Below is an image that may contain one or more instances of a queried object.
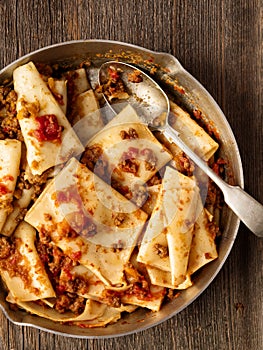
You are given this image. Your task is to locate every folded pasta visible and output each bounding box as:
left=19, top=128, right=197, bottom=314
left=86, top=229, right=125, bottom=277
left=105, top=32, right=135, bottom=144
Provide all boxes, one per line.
left=138, top=166, right=200, bottom=287
left=0, top=221, right=56, bottom=301
left=169, top=101, right=219, bottom=161
left=82, top=104, right=173, bottom=205
left=25, top=157, right=148, bottom=286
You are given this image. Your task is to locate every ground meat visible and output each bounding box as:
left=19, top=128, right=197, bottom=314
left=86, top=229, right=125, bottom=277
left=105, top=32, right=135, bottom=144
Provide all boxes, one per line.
left=36, top=230, right=89, bottom=308
left=44, top=213, right=52, bottom=221
left=25, top=167, right=51, bottom=186
left=63, top=228, right=79, bottom=239
left=205, top=221, right=219, bottom=240
left=0, top=87, right=23, bottom=140
left=124, top=263, right=152, bottom=300
left=111, top=239, right=125, bottom=252
left=16, top=171, right=32, bottom=191
left=110, top=179, right=132, bottom=198
left=131, top=183, right=148, bottom=207
left=205, top=179, right=222, bottom=211
left=31, top=184, right=44, bottom=201
left=55, top=294, right=71, bottom=313
left=19, top=169, right=52, bottom=201
left=0, top=236, right=13, bottom=259
left=61, top=276, right=89, bottom=295
left=0, top=128, right=5, bottom=140
left=154, top=243, right=168, bottom=258
left=54, top=294, right=85, bottom=315
left=113, top=212, right=126, bottom=226
left=0, top=237, right=34, bottom=291
left=35, top=63, right=53, bottom=77
left=102, top=67, right=129, bottom=101
left=118, top=158, right=139, bottom=174
left=179, top=153, right=195, bottom=176
left=118, top=147, right=140, bottom=175
left=126, top=279, right=152, bottom=300
left=0, top=86, right=11, bottom=109
left=141, top=148, right=158, bottom=171
left=147, top=172, right=162, bottom=186
left=128, top=70, right=143, bottom=83
left=193, top=109, right=220, bottom=141
left=80, top=222, right=97, bottom=239
left=69, top=295, right=86, bottom=314
left=101, top=289, right=122, bottom=308
left=37, top=227, right=52, bottom=244
left=93, top=158, right=109, bottom=181
left=81, top=144, right=103, bottom=171
left=120, top=128, right=138, bottom=140
left=211, top=157, right=227, bottom=177
left=21, top=168, right=52, bottom=202
left=166, top=289, right=181, bottom=300
left=36, top=240, right=64, bottom=283
left=1, top=115, right=23, bottom=141
left=0, top=87, right=17, bottom=114
left=15, top=208, right=27, bottom=224
left=64, top=72, right=77, bottom=122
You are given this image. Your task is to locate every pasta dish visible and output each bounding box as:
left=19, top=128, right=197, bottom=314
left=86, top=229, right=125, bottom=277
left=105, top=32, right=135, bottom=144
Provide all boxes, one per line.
left=0, top=60, right=225, bottom=328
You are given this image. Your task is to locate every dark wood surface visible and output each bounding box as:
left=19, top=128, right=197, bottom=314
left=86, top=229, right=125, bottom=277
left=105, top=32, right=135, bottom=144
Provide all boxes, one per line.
left=0, top=1, right=262, bottom=349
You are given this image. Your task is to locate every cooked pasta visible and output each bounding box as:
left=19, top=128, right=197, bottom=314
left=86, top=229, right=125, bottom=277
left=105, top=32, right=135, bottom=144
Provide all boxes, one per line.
left=0, top=60, right=223, bottom=328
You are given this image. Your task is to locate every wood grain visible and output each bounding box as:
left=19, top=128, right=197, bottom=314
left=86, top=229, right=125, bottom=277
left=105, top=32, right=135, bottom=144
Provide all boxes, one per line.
left=0, top=0, right=262, bottom=349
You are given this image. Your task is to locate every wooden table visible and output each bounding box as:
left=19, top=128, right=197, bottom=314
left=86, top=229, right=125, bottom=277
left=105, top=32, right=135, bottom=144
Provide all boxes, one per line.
left=0, top=1, right=262, bottom=349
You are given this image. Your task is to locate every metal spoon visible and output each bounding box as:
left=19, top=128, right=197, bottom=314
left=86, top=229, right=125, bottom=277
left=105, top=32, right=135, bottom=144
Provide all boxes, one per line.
left=99, top=61, right=263, bottom=237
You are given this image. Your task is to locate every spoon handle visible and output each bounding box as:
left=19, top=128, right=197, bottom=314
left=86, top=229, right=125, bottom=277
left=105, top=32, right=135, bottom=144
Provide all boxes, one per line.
left=163, top=124, right=263, bottom=237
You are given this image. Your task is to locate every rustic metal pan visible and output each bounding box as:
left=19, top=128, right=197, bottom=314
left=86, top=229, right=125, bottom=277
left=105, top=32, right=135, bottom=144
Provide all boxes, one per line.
left=0, top=40, right=243, bottom=338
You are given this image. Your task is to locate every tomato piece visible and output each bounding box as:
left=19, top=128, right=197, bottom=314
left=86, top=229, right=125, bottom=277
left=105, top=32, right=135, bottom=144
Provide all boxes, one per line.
left=108, top=67, right=120, bottom=81
left=34, top=114, right=62, bottom=142
left=0, top=183, right=10, bottom=195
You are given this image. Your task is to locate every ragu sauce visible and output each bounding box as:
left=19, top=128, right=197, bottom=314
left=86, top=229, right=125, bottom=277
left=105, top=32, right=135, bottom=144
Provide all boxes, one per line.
left=0, top=183, right=11, bottom=195
left=34, top=114, right=63, bottom=143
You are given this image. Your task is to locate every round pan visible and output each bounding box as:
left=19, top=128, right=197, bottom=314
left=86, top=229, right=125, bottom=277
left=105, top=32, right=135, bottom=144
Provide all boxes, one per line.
left=0, top=40, right=243, bottom=338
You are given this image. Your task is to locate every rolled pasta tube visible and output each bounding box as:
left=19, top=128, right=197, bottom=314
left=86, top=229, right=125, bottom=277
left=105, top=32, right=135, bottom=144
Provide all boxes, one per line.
left=14, top=61, right=84, bottom=176
left=72, top=89, right=104, bottom=144
left=47, top=77, right=67, bottom=114
left=187, top=208, right=218, bottom=275
left=169, top=101, right=219, bottom=161
left=0, top=139, right=21, bottom=232
left=65, top=68, right=91, bottom=96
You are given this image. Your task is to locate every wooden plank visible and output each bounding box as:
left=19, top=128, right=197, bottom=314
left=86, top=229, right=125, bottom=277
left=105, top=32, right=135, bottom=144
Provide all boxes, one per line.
left=23, top=326, right=40, bottom=350
left=0, top=0, right=262, bottom=349
left=8, top=322, right=23, bottom=350
left=0, top=311, right=9, bottom=350
left=0, top=0, right=19, bottom=68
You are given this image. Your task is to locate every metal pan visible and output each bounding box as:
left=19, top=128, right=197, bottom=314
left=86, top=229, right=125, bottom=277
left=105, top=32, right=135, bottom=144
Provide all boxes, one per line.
left=0, top=40, right=243, bottom=338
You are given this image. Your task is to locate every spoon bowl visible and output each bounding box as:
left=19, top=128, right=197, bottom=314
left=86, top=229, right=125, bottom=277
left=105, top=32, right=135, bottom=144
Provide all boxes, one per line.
left=99, top=61, right=169, bottom=127
left=99, top=61, right=263, bottom=237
